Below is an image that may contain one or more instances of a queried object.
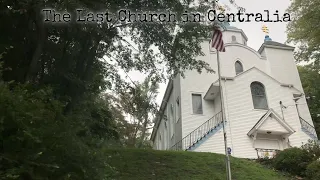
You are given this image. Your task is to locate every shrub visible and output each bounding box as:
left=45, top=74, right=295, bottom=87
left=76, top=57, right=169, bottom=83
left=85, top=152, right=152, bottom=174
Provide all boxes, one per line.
left=256, top=157, right=274, bottom=168
left=302, top=140, right=320, bottom=161
left=306, top=160, right=320, bottom=180
left=273, top=147, right=313, bottom=176
left=0, top=83, right=117, bottom=179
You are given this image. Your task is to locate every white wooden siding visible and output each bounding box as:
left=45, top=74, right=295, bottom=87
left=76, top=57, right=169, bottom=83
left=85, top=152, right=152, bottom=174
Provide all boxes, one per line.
left=259, top=116, right=289, bottom=133
left=221, top=68, right=311, bottom=158
left=194, top=128, right=225, bottom=154
left=152, top=28, right=316, bottom=159
left=265, top=48, right=314, bottom=126
left=153, top=75, right=182, bottom=150
left=185, top=47, right=316, bottom=158
left=255, top=139, right=280, bottom=149
left=180, top=41, right=218, bottom=138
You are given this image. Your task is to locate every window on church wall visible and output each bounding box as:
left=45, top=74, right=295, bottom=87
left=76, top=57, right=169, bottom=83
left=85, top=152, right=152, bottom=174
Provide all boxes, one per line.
left=235, top=61, right=243, bottom=75
left=231, top=35, right=237, bottom=43
left=176, top=97, right=180, bottom=122
left=192, top=94, right=203, bottom=114
left=169, top=104, right=174, bottom=137
left=170, top=104, right=174, bottom=120
left=250, top=82, right=268, bottom=110
left=163, top=114, right=167, bottom=121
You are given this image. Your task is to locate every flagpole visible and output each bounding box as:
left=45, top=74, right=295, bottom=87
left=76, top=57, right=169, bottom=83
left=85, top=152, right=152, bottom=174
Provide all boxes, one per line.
left=216, top=50, right=232, bottom=180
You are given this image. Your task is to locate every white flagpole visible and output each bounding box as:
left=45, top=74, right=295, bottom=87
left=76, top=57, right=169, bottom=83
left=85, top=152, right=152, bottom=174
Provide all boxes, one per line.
left=216, top=50, right=232, bottom=180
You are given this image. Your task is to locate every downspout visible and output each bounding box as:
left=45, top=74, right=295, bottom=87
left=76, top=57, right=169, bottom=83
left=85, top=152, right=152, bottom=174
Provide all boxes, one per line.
left=293, top=94, right=303, bottom=118
left=295, top=101, right=300, bottom=118
left=280, top=101, right=290, bottom=148
left=279, top=101, right=286, bottom=120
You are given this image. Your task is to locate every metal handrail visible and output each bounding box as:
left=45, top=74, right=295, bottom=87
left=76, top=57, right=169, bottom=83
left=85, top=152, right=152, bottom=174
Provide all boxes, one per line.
left=255, top=148, right=279, bottom=151
left=300, top=117, right=318, bottom=138
left=169, top=111, right=223, bottom=151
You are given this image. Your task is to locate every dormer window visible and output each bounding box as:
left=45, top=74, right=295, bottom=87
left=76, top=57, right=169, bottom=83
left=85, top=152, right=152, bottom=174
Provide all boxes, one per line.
left=232, top=35, right=237, bottom=43
left=235, top=61, right=243, bottom=75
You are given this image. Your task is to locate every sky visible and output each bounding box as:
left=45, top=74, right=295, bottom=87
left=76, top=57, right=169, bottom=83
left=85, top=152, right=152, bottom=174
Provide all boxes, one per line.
left=230, top=0, right=292, bottom=49
left=122, top=0, right=293, bottom=106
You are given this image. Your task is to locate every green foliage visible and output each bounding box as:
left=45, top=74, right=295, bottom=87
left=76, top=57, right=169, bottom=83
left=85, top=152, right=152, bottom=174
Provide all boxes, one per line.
left=260, top=141, right=320, bottom=178
left=256, top=157, right=274, bottom=169
left=104, top=148, right=290, bottom=180
left=0, top=0, right=246, bottom=178
left=298, top=65, right=320, bottom=136
left=306, top=160, right=320, bottom=180
left=287, top=0, right=320, bottom=63
left=0, top=62, right=3, bottom=81
left=0, top=83, right=117, bottom=179
left=115, top=76, right=159, bottom=148
left=302, top=140, right=320, bottom=161
left=0, top=0, right=221, bottom=94
left=273, top=147, right=313, bottom=176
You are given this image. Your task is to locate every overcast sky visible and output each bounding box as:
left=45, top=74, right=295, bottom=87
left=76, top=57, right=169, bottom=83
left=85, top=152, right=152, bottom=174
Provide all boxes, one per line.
left=123, top=0, right=293, bottom=106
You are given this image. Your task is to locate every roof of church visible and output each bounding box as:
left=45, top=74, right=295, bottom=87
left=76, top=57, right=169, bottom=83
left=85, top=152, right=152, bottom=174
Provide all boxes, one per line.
left=263, top=41, right=294, bottom=48
left=231, top=67, right=303, bottom=94
left=247, top=108, right=295, bottom=136
left=226, top=25, right=239, bottom=30
left=221, top=23, right=293, bottom=51
left=150, top=79, right=173, bottom=141
left=258, top=40, right=295, bottom=53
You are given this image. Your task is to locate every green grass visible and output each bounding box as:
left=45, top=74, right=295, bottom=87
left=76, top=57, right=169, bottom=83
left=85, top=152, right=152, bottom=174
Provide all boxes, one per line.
left=105, top=148, right=292, bottom=180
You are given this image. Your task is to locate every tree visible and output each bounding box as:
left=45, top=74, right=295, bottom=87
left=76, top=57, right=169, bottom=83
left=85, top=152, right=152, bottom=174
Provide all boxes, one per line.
left=287, top=0, right=320, bottom=136
left=287, top=0, right=320, bottom=64
left=0, top=83, right=118, bottom=179
left=298, top=65, right=320, bottom=135
left=0, top=0, right=245, bottom=178
left=0, top=0, right=243, bottom=113
left=115, top=76, right=159, bottom=148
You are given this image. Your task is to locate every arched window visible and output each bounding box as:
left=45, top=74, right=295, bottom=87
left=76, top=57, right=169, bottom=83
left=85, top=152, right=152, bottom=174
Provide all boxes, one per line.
left=250, top=82, right=268, bottom=109
left=235, top=61, right=243, bottom=75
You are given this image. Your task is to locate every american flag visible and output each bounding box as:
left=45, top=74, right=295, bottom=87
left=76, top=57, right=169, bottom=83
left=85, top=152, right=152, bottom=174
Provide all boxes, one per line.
left=211, top=29, right=225, bottom=52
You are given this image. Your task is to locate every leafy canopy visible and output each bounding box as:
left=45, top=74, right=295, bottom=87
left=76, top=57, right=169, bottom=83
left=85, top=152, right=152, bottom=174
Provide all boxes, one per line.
left=0, top=0, right=244, bottom=179
left=298, top=65, right=320, bottom=135
left=287, top=0, right=320, bottom=64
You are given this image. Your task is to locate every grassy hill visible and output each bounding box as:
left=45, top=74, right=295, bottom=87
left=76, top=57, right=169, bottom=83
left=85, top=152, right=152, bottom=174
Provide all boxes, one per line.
left=105, top=149, right=292, bottom=180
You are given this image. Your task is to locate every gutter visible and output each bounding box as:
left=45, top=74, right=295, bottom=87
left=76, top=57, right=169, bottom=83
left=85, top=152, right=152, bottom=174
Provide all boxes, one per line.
left=258, top=44, right=295, bottom=54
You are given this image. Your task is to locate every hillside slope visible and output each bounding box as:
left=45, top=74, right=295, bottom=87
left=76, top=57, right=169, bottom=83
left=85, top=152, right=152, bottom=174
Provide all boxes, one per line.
left=105, top=149, right=291, bottom=180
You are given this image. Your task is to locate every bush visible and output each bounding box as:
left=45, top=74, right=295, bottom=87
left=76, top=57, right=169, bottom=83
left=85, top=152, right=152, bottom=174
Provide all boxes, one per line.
left=302, top=140, right=320, bottom=161
left=273, top=147, right=313, bottom=176
left=306, top=160, right=320, bottom=180
left=256, top=157, right=274, bottom=168
left=0, top=83, right=117, bottom=179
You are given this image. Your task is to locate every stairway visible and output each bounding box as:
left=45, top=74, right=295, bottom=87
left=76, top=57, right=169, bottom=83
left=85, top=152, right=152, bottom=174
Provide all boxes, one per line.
left=169, top=111, right=223, bottom=151
left=300, top=117, right=318, bottom=140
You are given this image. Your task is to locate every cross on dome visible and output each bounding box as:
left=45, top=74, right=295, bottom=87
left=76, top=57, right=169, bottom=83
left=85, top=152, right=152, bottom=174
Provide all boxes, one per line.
left=262, top=25, right=272, bottom=41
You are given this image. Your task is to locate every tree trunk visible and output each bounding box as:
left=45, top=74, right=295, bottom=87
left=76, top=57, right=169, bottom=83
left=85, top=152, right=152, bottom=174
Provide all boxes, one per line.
left=63, top=36, right=100, bottom=114
left=25, top=6, right=46, bottom=82
left=138, top=114, right=149, bottom=148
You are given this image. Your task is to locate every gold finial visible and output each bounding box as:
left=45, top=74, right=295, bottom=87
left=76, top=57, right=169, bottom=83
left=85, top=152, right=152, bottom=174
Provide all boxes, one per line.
left=262, top=25, right=269, bottom=34
left=218, top=5, right=226, bottom=13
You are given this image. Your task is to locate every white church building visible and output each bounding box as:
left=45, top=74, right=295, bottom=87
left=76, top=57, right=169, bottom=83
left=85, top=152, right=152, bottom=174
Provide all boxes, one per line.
left=150, top=24, right=318, bottom=159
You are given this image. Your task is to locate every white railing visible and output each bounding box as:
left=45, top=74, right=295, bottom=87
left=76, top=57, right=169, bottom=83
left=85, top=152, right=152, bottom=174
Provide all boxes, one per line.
left=255, top=148, right=279, bottom=159
left=169, top=111, right=223, bottom=151
left=300, top=117, right=318, bottom=139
